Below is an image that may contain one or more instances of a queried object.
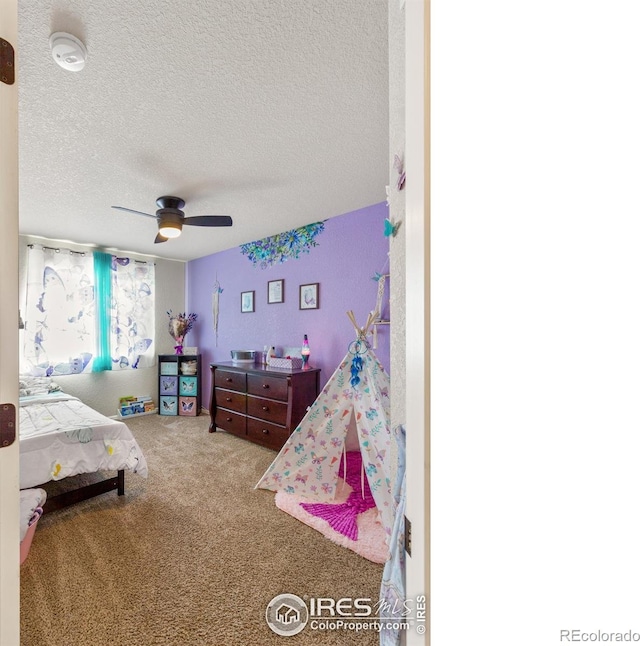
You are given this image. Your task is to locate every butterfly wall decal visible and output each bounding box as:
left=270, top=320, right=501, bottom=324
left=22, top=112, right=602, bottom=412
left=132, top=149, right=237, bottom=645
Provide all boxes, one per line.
left=393, top=153, right=406, bottom=190
left=384, top=218, right=401, bottom=238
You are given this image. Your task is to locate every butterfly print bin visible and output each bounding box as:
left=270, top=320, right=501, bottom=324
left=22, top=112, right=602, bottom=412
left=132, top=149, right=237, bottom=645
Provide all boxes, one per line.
left=179, top=397, right=197, bottom=417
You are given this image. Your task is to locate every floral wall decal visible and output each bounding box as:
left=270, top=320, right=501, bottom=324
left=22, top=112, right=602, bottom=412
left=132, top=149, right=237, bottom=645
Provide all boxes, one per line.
left=240, top=221, right=326, bottom=268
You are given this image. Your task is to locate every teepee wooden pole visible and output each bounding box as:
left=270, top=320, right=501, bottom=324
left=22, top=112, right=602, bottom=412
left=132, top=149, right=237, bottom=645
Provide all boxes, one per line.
left=346, top=309, right=379, bottom=342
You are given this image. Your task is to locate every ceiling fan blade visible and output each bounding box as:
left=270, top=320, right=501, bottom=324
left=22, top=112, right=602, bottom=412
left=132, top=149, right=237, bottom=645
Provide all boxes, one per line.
left=154, top=233, right=168, bottom=244
left=112, top=205, right=157, bottom=219
left=183, top=215, right=233, bottom=227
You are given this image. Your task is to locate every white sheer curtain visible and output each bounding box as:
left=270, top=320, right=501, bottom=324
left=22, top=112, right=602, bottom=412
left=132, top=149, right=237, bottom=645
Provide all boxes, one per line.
left=23, top=245, right=95, bottom=375
left=110, top=257, right=155, bottom=370
left=22, top=246, right=156, bottom=375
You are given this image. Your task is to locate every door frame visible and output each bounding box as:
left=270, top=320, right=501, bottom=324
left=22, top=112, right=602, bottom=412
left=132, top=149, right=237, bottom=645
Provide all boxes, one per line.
left=0, top=0, right=22, bottom=642
left=405, top=1, right=429, bottom=645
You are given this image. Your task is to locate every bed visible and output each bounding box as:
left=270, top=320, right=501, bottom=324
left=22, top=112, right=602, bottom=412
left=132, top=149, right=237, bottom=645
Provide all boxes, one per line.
left=19, top=377, right=148, bottom=511
left=20, top=488, right=46, bottom=564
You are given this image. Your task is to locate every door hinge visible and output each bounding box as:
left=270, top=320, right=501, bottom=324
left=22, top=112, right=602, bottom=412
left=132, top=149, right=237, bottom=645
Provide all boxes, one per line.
left=0, top=38, right=15, bottom=85
left=0, top=403, right=16, bottom=448
left=405, top=515, right=412, bottom=556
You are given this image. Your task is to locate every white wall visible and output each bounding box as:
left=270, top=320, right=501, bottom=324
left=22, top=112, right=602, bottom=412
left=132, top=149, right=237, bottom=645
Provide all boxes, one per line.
left=18, top=235, right=185, bottom=416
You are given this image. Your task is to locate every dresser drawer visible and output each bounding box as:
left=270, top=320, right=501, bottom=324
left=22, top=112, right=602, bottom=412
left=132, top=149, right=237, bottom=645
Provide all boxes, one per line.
left=247, top=374, right=288, bottom=401
left=247, top=417, right=290, bottom=451
left=215, top=370, right=247, bottom=393
left=216, top=389, right=246, bottom=413
left=247, top=395, right=288, bottom=426
left=215, top=409, right=247, bottom=437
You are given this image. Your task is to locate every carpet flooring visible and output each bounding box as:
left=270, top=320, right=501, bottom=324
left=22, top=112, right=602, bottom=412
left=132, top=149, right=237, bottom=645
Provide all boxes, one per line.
left=20, top=414, right=384, bottom=645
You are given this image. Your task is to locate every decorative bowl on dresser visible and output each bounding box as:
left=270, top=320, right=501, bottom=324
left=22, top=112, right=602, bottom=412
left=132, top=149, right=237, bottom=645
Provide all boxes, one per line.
left=209, top=362, right=320, bottom=451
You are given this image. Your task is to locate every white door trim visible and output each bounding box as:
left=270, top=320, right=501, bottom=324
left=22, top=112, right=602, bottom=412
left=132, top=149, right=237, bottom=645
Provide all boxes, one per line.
left=405, top=1, right=429, bottom=645
left=0, top=0, right=21, bottom=642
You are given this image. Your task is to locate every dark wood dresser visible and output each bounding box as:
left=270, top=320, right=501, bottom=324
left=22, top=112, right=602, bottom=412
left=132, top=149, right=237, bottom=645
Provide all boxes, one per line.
left=209, top=362, right=320, bottom=451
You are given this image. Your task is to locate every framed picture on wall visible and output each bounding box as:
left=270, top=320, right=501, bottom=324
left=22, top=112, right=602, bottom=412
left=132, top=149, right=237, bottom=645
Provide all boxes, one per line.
left=241, top=290, right=255, bottom=313
left=268, top=279, right=284, bottom=304
left=299, top=283, right=319, bottom=310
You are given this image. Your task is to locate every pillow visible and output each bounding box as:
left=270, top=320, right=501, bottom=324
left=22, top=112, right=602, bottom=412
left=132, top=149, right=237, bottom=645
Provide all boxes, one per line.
left=19, top=376, right=61, bottom=397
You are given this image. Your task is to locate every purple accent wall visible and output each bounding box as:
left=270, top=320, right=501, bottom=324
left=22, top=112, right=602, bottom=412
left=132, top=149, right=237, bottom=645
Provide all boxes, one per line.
left=186, top=202, right=390, bottom=405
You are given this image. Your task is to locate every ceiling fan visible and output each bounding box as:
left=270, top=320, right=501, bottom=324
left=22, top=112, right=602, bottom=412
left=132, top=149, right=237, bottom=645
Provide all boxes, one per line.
left=111, top=196, right=233, bottom=243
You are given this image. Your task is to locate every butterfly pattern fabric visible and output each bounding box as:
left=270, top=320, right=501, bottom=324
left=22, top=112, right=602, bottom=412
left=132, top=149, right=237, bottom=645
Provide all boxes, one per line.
left=23, top=246, right=96, bottom=376
left=23, top=245, right=154, bottom=376
left=110, top=257, right=155, bottom=371
left=256, top=349, right=394, bottom=538
left=161, top=377, right=177, bottom=394
left=161, top=399, right=176, bottom=413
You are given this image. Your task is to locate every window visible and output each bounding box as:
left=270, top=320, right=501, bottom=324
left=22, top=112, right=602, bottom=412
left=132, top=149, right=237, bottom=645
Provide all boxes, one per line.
left=22, top=245, right=155, bottom=376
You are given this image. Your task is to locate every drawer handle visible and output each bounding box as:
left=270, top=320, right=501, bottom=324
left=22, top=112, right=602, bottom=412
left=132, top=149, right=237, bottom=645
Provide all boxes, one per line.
left=225, top=378, right=232, bottom=382
left=226, top=417, right=232, bottom=422
left=262, top=406, right=269, bottom=411
left=262, top=428, right=269, bottom=434
left=262, top=383, right=270, bottom=389
left=226, top=397, right=232, bottom=402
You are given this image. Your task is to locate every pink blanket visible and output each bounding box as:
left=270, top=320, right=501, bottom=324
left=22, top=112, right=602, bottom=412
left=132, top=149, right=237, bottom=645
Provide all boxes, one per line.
left=301, top=451, right=376, bottom=540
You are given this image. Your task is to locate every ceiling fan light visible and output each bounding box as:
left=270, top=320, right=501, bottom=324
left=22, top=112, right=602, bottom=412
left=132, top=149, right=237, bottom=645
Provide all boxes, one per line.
left=158, top=223, right=181, bottom=238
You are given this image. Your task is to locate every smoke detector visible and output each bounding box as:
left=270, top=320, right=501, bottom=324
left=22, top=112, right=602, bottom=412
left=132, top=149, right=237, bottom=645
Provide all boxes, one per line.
left=49, top=32, right=87, bottom=72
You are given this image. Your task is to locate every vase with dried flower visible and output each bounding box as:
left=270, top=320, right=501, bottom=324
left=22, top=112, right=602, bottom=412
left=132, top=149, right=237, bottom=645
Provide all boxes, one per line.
left=167, top=310, right=197, bottom=355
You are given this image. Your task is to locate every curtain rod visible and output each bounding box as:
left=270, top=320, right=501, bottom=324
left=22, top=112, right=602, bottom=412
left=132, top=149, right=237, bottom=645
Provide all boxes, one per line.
left=27, top=244, right=85, bottom=256
left=27, top=244, right=155, bottom=264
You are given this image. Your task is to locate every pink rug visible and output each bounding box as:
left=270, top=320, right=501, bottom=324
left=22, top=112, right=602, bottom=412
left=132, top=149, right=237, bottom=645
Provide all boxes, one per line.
left=274, top=479, right=389, bottom=564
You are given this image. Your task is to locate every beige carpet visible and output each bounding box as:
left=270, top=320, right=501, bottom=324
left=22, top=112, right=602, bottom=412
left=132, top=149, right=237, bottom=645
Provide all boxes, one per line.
left=20, top=414, right=384, bottom=645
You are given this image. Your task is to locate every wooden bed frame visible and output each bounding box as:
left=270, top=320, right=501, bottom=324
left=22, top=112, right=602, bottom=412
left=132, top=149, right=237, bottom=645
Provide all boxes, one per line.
left=43, top=470, right=125, bottom=512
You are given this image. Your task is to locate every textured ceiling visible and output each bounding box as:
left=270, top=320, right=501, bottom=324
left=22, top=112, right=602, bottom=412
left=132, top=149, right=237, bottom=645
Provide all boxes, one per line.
left=17, top=1, right=389, bottom=261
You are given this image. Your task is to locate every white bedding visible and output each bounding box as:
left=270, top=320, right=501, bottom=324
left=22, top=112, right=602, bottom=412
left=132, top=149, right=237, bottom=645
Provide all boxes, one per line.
left=19, top=392, right=148, bottom=489
left=19, top=488, right=46, bottom=541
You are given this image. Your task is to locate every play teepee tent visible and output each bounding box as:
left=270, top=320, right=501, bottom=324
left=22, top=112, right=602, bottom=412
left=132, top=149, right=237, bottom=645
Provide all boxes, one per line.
left=256, top=311, right=395, bottom=541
